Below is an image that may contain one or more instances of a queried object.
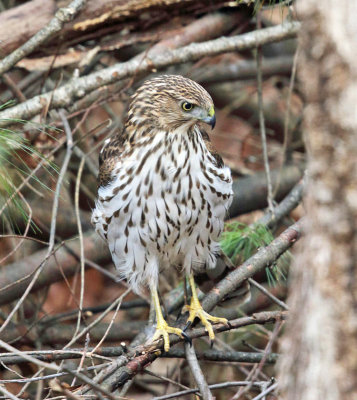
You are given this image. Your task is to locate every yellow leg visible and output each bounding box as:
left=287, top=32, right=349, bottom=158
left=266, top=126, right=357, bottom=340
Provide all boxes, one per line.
left=183, top=274, right=229, bottom=340
left=150, top=285, right=184, bottom=352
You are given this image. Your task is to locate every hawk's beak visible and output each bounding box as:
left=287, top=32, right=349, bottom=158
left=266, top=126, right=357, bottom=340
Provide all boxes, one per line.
left=202, top=106, right=216, bottom=130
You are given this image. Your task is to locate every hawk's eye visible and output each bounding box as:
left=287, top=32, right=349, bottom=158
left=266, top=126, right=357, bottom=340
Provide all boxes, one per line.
left=182, top=102, right=194, bottom=111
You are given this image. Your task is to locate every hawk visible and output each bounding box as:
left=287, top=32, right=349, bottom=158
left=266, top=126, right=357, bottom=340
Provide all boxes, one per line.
left=92, top=75, right=233, bottom=351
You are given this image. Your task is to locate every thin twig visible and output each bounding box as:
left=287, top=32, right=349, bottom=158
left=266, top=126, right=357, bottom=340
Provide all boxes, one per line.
left=0, top=346, right=278, bottom=366
left=143, top=369, right=190, bottom=392
left=0, top=338, right=59, bottom=372
left=0, top=364, right=108, bottom=384
left=90, top=290, right=129, bottom=355
left=73, top=156, right=86, bottom=337
left=185, top=343, right=213, bottom=400
left=63, top=289, right=131, bottom=349
left=256, top=14, right=274, bottom=214
left=248, top=278, right=289, bottom=310
left=0, top=115, right=73, bottom=334
left=273, top=46, right=300, bottom=198
left=252, top=382, right=278, bottom=400
left=0, top=384, right=21, bottom=400
left=152, top=381, right=269, bottom=400
left=1, top=73, right=26, bottom=102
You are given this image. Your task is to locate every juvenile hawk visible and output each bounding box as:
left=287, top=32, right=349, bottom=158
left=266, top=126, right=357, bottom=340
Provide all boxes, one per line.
left=92, top=75, right=233, bottom=351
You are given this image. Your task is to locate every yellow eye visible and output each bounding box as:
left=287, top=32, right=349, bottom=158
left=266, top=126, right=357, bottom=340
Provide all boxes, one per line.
left=182, top=102, right=194, bottom=111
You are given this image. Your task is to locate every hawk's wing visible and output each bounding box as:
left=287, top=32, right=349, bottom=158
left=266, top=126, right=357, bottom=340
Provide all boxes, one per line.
left=200, top=128, right=224, bottom=168
left=98, top=133, right=125, bottom=188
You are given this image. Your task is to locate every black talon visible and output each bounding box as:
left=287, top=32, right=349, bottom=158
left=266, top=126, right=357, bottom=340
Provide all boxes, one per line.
left=227, top=320, right=232, bottom=328
left=182, top=331, right=192, bottom=347
left=210, top=339, right=214, bottom=349
left=183, top=321, right=192, bottom=332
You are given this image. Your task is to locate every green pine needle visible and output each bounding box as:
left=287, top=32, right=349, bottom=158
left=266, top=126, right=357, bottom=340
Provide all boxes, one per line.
left=220, top=221, right=290, bottom=285
left=0, top=101, right=58, bottom=233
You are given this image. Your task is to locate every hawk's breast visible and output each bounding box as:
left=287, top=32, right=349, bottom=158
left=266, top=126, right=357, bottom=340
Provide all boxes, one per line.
left=91, top=128, right=233, bottom=292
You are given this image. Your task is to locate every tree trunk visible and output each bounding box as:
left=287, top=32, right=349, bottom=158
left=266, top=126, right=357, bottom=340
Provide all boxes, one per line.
left=278, top=1, right=357, bottom=399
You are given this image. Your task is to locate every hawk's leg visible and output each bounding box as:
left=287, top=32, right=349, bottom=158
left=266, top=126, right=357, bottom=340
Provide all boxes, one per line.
left=183, top=273, right=228, bottom=341
left=150, top=285, right=185, bottom=352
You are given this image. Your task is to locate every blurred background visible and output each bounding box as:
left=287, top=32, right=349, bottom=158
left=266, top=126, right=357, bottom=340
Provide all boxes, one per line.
left=0, top=1, right=324, bottom=399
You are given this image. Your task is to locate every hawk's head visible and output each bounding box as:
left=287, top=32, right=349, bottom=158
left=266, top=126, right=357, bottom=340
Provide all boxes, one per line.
left=126, top=75, right=216, bottom=133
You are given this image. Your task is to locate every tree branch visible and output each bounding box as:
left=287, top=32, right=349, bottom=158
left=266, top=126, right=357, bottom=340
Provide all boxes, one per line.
left=105, top=311, right=286, bottom=392
left=202, top=219, right=302, bottom=312
left=0, top=346, right=278, bottom=366
left=0, top=21, right=300, bottom=126
left=185, top=343, right=213, bottom=400
left=229, top=164, right=304, bottom=218
left=0, top=0, right=87, bottom=75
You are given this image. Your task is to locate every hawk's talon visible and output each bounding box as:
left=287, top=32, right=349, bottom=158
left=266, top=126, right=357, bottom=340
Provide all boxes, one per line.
left=152, top=321, right=185, bottom=352
left=186, top=273, right=229, bottom=342
left=183, top=321, right=192, bottom=332
left=182, top=331, right=192, bottom=347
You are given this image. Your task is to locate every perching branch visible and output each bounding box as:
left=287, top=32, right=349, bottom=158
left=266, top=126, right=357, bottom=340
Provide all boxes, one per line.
left=202, top=219, right=302, bottom=312
left=0, top=346, right=278, bottom=366
left=0, top=21, right=300, bottom=126
left=75, top=311, right=285, bottom=396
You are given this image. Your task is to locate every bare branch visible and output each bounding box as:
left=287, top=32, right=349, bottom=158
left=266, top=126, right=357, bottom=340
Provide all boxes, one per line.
left=0, top=0, right=87, bottom=75
left=202, top=219, right=302, bottom=312
left=256, top=14, right=274, bottom=214
left=0, top=110, right=74, bottom=334
left=0, top=346, right=278, bottom=366
left=185, top=343, right=213, bottom=400
left=0, top=21, right=300, bottom=126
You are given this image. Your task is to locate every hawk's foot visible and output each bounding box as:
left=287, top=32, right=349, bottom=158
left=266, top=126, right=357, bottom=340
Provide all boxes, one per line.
left=152, top=319, right=185, bottom=352
left=150, top=284, right=188, bottom=352
left=184, top=273, right=229, bottom=341
left=183, top=299, right=228, bottom=341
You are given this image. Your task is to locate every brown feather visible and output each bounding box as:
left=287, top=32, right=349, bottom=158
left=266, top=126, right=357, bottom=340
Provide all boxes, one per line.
left=98, top=133, right=125, bottom=187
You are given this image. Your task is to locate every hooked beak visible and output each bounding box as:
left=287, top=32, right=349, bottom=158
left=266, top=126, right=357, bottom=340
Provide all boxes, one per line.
left=202, top=106, right=216, bottom=130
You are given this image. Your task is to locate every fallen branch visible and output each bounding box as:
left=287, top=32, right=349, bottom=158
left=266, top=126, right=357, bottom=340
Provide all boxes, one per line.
left=0, top=0, right=228, bottom=56
left=0, top=232, right=111, bottom=306
left=192, top=56, right=294, bottom=84
left=0, top=0, right=87, bottom=75
left=0, top=21, right=300, bottom=126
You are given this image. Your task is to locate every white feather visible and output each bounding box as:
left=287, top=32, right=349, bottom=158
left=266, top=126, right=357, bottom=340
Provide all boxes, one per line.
left=91, top=126, right=233, bottom=294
